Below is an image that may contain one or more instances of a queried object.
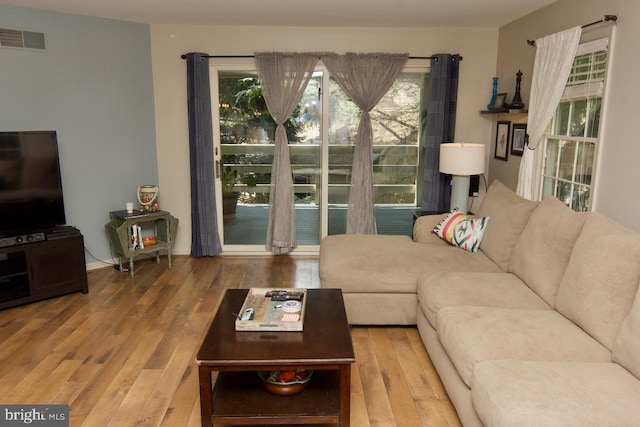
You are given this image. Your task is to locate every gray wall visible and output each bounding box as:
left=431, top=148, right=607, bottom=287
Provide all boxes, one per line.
left=493, top=0, right=640, bottom=231
left=0, top=4, right=158, bottom=267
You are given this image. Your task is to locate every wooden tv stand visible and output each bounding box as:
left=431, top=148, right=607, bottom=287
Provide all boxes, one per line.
left=0, top=233, right=88, bottom=310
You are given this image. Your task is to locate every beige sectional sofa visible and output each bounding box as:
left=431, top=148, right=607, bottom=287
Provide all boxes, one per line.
left=319, top=180, right=640, bottom=426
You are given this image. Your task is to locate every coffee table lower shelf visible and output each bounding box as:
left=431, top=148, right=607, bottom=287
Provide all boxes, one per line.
left=210, top=370, right=341, bottom=425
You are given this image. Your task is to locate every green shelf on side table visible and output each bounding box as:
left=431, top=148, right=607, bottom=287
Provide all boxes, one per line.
left=105, top=210, right=178, bottom=278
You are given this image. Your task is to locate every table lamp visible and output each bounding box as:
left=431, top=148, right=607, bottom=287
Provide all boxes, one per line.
left=439, top=142, right=485, bottom=213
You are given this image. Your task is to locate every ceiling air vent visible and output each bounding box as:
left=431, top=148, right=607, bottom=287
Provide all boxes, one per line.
left=0, top=27, right=46, bottom=51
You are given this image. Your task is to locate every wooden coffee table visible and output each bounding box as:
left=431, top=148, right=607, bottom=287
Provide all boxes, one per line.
left=196, top=288, right=355, bottom=426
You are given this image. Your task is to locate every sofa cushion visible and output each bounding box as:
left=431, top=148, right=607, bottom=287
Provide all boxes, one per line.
left=508, top=196, right=587, bottom=306
left=343, top=293, right=418, bottom=325
left=555, top=212, right=640, bottom=350
left=417, top=272, right=550, bottom=329
left=319, top=234, right=502, bottom=294
left=475, top=180, right=538, bottom=270
left=613, top=289, right=640, bottom=379
left=472, top=360, right=640, bottom=427
left=320, top=234, right=416, bottom=293
left=437, top=306, right=611, bottom=387
left=433, top=209, right=489, bottom=252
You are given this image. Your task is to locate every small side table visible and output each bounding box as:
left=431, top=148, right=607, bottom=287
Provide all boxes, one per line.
left=105, top=210, right=178, bottom=278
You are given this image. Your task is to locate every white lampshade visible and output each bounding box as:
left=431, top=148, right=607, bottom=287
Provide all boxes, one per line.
left=439, top=143, right=485, bottom=176
left=439, top=142, right=486, bottom=213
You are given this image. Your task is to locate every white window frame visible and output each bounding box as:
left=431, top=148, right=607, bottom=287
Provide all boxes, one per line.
left=537, top=33, right=614, bottom=211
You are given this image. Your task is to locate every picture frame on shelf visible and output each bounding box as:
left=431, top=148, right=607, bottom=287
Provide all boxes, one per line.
left=511, top=123, right=527, bottom=156
left=495, top=121, right=510, bottom=161
left=490, top=93, right=508, bottom=112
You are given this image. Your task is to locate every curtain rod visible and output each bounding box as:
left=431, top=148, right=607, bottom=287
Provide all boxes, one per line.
left=527, top=14, right=617, bottom=46
left=180, top=54, right=463, bottom=61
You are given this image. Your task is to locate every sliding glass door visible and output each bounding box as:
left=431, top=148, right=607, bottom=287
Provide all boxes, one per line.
left=211, top=60, right=428, bottom=253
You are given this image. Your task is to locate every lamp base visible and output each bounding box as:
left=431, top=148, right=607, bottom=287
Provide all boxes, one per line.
left=450, top=175, right=470, bottom=213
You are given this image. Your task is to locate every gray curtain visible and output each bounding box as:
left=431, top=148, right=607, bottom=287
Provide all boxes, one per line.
left=421, top=54, right=461, bottom=213
left=323, top=53, right=408, bottom=234
left=256, top=52, right=319, bottom=254
left=185, top=52, right=222, bottom=257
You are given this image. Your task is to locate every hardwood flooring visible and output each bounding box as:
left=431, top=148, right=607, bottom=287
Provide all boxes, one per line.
left=0, top=255, right=461, bottom=426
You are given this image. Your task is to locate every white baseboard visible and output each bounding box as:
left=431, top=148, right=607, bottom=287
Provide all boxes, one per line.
left=86, top=260, right=115, bottom=271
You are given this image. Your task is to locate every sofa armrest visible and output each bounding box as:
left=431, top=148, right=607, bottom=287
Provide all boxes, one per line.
left=413, top=214, right=449, bottom=244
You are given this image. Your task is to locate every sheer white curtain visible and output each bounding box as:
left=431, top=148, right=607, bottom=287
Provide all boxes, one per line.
left=323, top=53, right=408, bottom=234
left=256, top=52, right=319, bottom=254
left=516, top=27, right=582, bottom=199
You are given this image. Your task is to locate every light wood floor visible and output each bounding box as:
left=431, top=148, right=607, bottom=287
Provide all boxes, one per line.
left=0, top=255, right=461, bottom=426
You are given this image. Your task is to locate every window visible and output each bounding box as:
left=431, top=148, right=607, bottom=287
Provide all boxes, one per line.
left=326, top=72, right=427, bottom=234
left=541, top=38, right=609, bottom=212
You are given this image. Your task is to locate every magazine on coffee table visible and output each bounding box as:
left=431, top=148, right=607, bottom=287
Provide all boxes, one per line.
left=235, top=288, right=307, bottom=332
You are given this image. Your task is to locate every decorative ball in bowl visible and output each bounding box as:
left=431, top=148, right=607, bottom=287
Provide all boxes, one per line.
left=142, top=236, right=157, bottom=246
left=257, top=369, right=313, bottom=396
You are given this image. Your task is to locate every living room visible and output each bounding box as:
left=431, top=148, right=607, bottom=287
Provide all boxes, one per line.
left=1, top=0, right=639, bottom=425
left=0, top=0, right=637, bottom=263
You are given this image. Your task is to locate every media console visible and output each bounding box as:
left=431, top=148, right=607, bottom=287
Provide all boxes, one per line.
left=0, top=232, right=46, bottom=248
left=0, top=231, right=88, bottom=310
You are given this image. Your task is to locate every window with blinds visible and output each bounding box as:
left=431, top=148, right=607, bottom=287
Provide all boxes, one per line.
left=540, top=38, right=609, bottom=212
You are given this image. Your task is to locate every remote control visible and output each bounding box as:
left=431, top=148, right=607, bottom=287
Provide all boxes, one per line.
left=240, top=308, right=254, bottom=321
left=266, top=290, right=304, bottom=301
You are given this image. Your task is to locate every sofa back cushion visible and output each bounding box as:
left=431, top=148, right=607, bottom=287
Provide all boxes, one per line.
left=556, top=213, right=640, bottom=350
left=508, top=196, right=587, bottom=306
left=413, top=213, right=450, bottom=244
left=475, top=180, right=538, bottom=270
left=613, top=289, right=640, bottom=379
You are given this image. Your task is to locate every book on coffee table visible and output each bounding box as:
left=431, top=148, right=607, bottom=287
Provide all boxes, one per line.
left=235, top=288, right=307, bottom=331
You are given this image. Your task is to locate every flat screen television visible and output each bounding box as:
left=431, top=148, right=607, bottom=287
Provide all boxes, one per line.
left=0, top=131, right=66, bottom=237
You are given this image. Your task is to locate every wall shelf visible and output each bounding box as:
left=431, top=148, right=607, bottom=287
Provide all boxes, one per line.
left=480, top=109, right=528, bottom=115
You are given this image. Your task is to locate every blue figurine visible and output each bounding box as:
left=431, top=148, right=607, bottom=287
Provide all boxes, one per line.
left=487, top=77, right=498, bottom=110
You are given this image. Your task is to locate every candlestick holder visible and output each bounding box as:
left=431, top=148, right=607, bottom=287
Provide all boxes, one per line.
left=509, top=70, right=524, bottom=110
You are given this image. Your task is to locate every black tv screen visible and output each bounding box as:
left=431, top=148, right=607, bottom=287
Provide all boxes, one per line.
left=0, top=131, right=66, bottom=236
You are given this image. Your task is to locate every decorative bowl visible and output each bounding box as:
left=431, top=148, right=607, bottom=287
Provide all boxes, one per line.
left=142, top=236, right=157, bottom=246
left=257, top=369, right=313, bottom=396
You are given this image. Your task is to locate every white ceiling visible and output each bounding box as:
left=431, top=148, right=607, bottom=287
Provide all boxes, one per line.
left=0, top=0, right=558, bottom=28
